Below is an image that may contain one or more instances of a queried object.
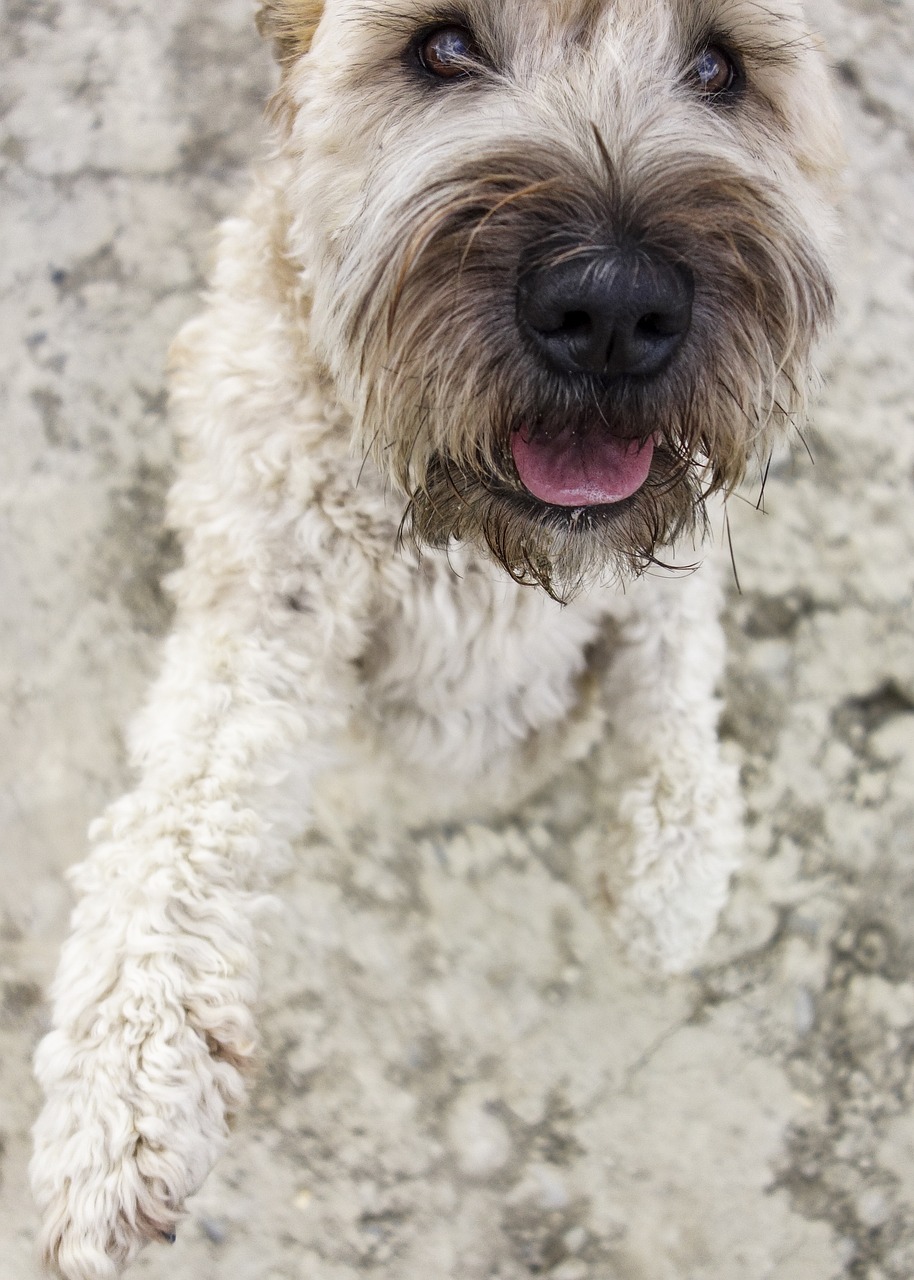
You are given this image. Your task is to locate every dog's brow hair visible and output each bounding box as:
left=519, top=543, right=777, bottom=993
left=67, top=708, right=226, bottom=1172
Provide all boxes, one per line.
left=676, top=0, right=814, bottom=66
left=353, top=4, right=472, bottom=32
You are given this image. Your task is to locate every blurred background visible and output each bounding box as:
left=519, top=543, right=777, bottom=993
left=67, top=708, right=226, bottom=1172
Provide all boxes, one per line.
left=1, top=1, right=913, bottom=1277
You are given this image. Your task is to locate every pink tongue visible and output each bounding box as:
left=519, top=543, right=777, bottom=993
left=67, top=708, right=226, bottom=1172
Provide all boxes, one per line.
left=511, top=426, right=654, bottom=507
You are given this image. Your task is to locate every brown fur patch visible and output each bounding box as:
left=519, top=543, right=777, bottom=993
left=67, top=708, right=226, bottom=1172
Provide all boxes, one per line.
left=256, top=0, right=324, bottom=66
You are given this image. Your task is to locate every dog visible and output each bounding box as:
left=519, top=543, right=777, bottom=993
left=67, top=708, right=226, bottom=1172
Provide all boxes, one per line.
left=30, top=0, right=842, bottom=1275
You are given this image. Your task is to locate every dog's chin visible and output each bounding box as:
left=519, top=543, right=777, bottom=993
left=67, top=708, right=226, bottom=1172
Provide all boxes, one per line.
left=401, top=434, right=703, bottom=601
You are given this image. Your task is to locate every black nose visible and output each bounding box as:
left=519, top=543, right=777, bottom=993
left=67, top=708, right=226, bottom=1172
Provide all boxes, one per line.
left=517, top=249, right=693, bottom=378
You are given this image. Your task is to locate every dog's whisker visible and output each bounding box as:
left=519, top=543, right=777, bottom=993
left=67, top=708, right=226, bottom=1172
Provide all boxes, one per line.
left=357, top=425, right=384, bottom=487
left=756, top=449, right=773, bottom=511
left=794, top=423, right=816, bottom=464
left=724, top=504, right=743, bottom=594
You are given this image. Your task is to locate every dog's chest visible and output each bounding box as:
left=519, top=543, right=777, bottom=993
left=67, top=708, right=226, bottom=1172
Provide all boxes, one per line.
left=354, top=550, right=611, bottom=783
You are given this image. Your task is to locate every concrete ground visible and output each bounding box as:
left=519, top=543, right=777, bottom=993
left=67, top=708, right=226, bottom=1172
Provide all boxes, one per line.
left=2, top=0, right=913, bottom=1277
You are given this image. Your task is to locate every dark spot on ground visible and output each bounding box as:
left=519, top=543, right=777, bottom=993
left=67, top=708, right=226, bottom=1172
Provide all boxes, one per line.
left=773, top=897, right=914, bottom=1278
left=98, top=460, right=181, bottom=635
left=197, top=1215, right=228, bottom=1245
left=839, top=861, right=914, bottom=981
left=835, top=58, right=861, bottom=89
left=739, top=590, right=816, bottom=640
left=31, top=386, right=67, bottom=447
left=285, top=592, right=312, bottom=614
left=0, top=916, right=23, bottom=944
left=2, top=978, right=43, bottom=1018
left=1, top=135, right=25, bottom=164
left=4, top=0, right=60, bottom=26
left=503, top=1200, right=586, bottom=1274
left=50, top=243, right=124, bottom=300
left=719, top=668, right=785, bottom=759
left=846, top=923, right=893, bottom=975
left=771, top=797, right=827, bottom=848
left=833, top=681, right=914, bottom=754
left=168, top=15, right=274, bottom=178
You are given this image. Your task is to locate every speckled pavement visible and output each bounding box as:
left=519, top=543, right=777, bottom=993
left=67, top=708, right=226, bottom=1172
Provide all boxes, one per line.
left=2, top=2, right=913, bottom=1277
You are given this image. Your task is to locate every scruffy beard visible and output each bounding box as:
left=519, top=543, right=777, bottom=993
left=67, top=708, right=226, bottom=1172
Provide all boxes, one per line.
left=406, top=439, right=704, bottom=601
left=407, top=430, right=706, bottom=593
left=333, top=139, right=834, bottom=599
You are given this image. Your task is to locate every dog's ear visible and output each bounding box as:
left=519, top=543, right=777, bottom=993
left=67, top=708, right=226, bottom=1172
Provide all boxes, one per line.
left=256, top=0, right=325, bottom=66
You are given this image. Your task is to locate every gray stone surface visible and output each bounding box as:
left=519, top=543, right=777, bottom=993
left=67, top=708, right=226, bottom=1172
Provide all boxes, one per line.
left=1, top=1, right=913, bottom=1277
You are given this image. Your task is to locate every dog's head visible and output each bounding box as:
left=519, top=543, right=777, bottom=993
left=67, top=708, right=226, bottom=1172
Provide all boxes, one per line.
left=259, top=0, right=842, bottom=597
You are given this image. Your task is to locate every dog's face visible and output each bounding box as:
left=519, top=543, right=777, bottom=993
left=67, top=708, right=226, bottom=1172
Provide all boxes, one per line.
left=260, top=0, right=842, bottom=596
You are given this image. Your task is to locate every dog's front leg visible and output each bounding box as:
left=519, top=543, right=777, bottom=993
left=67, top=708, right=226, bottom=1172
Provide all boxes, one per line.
left=606, top=561, right=742, bottom=973
left=31, top=601, right=359, bottom=1280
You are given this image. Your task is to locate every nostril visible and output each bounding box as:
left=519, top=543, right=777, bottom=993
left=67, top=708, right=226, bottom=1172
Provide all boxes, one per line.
left=537, top=309, right=591, bottom=337
left=636, top=312, right=666, bottom=337
left=636, top=310, right=687, bottom=339
left=558, top=310, right=591, bottom=336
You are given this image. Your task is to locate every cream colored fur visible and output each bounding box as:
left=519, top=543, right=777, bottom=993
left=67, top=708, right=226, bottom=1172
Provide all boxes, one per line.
left=31, top=0, right=841, bottom=1274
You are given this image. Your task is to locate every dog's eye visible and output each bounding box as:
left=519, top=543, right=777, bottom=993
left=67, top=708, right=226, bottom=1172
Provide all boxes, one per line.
left=692, top=45, right=740, bottom=96
left=416, top=25, right=479, bottom=79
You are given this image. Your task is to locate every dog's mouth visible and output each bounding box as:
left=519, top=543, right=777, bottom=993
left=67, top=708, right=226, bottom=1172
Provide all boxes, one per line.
left=510, top=423, right=655, bottom=507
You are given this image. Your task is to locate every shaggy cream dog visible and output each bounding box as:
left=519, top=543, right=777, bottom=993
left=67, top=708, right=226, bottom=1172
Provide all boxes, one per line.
left=31, top=0, right=842, bottom=1275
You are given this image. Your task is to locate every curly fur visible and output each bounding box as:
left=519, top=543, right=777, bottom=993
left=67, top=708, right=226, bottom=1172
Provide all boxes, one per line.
left=31, top=0, right=842, bottom=1274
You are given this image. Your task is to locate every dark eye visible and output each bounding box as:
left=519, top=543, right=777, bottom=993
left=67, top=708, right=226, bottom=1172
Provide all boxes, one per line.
left=416, top=25, right=478, bottom=79
left=692, top=45, right=740, bottom=96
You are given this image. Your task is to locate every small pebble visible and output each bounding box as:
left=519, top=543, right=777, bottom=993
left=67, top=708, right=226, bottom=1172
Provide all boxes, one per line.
left=198, top=1216, right=228, bottom=1245
left=563, top=1226, right=587, bottom=1254
left=794, top=986, right=816, bottom=1036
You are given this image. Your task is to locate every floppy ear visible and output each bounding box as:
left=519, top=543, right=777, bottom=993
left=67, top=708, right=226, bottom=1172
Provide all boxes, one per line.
left=256, top=0, right=325, bottom=66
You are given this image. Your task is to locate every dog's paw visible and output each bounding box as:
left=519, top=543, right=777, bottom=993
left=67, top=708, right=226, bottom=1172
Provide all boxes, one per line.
left=615, top=760, right=743, bottom=973
left=31, top=1009, right=251, bottom=1280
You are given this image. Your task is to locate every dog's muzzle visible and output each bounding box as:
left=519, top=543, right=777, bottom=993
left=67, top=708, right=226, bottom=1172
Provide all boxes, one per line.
left=504, top=247, right=691, bottom=506
left=509, top=246, right=694, bottom=508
